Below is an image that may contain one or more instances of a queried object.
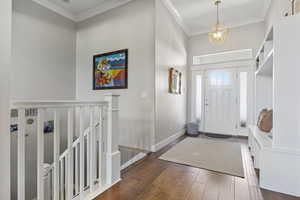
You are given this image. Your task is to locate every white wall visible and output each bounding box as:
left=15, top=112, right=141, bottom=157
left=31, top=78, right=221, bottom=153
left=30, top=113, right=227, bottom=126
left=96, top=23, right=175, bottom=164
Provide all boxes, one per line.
left=0, top=0, right=12, bottom=199
left=12, top=0, right=76, bottom=100
left=154, top=0, right=188, bottom=145
left=76, top=0, right=155, bottom=151
left=273, top=14, right=300, bottom=150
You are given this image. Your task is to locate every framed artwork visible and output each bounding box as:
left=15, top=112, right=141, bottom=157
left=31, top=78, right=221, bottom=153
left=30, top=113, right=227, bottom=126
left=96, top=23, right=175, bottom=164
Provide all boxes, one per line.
left=294, top=0, right=300, bottom=14
left=168, top=68, right=182, bottom=94
left=44, top=120, right=54, bottom=134
left=10, top=120, right=54, bottom=134
left=93, top=49, right=128, bottom=90
left=290, top=0, right=300, bottom=15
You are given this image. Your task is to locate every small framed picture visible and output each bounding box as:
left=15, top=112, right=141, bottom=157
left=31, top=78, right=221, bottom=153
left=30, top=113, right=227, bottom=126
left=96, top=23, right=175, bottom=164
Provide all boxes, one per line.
left=168, top=68, right=182, bottom=94
left=44, top=120, right=54, bottom=134
left=294, top=0, right=300, bottom=14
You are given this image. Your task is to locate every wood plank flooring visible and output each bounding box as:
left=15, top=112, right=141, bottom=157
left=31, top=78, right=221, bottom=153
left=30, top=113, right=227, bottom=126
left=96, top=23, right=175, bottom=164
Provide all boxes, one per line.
left=95, top=136, right=300, bottom=200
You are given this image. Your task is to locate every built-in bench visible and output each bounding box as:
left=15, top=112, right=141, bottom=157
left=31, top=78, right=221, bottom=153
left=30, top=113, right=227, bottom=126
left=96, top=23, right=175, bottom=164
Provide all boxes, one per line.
left=248, top=125, right=272, bottom=169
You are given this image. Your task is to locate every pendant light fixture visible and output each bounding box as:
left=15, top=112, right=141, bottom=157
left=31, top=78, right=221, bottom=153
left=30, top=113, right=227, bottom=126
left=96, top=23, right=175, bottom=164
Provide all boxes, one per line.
left=208, top=0, right=229, bottom=44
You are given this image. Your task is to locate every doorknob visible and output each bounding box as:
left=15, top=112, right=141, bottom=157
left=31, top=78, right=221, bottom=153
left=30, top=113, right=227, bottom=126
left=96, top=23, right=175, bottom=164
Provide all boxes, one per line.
left=205, top=104, right=209, bottom=106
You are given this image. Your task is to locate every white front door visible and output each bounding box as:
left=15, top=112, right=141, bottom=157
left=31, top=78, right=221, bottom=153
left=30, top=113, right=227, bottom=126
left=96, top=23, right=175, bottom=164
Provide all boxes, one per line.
left=204, top=68, right=238, bottom=135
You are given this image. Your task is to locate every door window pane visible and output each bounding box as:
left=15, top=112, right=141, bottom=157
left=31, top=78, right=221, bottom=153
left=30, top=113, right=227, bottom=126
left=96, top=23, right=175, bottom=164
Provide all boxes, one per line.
left=209, top=72, right=230, bottom=86
left=196, top=75, right=202, bottom=122
left=240, top=72, right=247, bottom=128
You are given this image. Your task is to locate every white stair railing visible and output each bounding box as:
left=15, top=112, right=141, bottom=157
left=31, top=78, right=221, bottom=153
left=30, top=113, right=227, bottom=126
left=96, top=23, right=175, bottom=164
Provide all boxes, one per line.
left=11, top=94, right=121, bottom=200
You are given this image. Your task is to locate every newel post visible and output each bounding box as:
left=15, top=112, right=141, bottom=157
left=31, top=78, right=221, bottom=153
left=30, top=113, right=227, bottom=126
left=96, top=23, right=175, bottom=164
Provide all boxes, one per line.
left=104, top=94, right=121, bottom=185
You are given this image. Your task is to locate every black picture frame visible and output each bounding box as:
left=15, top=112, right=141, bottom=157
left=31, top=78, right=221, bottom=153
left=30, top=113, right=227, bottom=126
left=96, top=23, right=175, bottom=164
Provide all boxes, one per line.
left=93, top=49, right=128, bottom=90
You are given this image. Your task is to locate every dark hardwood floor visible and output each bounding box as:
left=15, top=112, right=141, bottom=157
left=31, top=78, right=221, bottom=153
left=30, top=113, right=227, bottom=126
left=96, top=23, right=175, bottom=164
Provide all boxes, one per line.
left=95, top=136, right=300, bottom=200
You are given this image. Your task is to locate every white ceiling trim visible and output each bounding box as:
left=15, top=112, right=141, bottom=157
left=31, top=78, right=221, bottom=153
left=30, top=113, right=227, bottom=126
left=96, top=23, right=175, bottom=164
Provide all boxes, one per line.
left=160, top=0, right=270, bottom=37
left=190, top=18, right=265, bottom=37
left=263, top=0, right=273, bottom=19
left=192, top=49, right=253, bottom=65
left=77, top=0, right=132, bottom=22
left=32, top=0, right=272, bottom=35
left=161, top=0, right=191, bottom=36
left=32, top=0, right=133, bottom=22
left=32, top=0, right=77, bottom=21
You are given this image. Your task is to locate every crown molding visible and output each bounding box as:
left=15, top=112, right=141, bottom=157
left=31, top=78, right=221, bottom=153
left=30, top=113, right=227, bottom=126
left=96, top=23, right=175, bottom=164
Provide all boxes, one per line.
left=190, top=18, right=265, bottom=37
left=77, top=0, right=132, bottom=22
left=160, top=0, right=192, bottom=36
left=32, top=0, right=269, bottom=36
left=160, top=0, right=268, bottom=38
left=32, top=0, right=76, bottom=21
left=32, top=0, right=133, bottom=22
left=263, top=0, right=273, bottom=19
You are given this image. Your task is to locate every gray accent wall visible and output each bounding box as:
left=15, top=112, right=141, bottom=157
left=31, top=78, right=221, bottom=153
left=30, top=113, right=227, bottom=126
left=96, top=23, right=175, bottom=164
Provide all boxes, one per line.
left=76, top=0, right=189, bottom=153
left=154, top=0, right=188, bottom=144
left=12, top=0, right=77, bottom=100
left=76, top=0, right=156, bottom=152
left=11, top=1, right=77, bottom=199
left=0, top=0, right=12, bottom=199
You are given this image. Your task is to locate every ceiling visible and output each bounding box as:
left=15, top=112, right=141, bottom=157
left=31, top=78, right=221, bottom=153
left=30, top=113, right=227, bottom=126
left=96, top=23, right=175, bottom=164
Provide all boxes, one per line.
left=167, top=0, right=272, bottom=36
left=32, top=0, right=132, bottom=21
left=48, top=0, right=107, bottom=14
left=33, top=0, right=271, bottom=35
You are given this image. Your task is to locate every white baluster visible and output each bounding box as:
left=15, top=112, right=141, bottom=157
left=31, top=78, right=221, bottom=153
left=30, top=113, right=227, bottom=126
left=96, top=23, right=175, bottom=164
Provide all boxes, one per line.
left=53, top=109, right=60, bottom=200
left=74, top=144, right=79, bottom=195
left=67, top=107, right=74, bottom=199
left=17, top=109, right=26, bottom=200
left=98, top=106, right=103, bottom=185
left=60, top=158, right=65, bottom=200
left=89, top=106, right=95, bottom=191
left=37, top=108, right=45, bottom=200
left=79, top=106, right=84, bottom=198
left=86, top=128, right=90, bottom=189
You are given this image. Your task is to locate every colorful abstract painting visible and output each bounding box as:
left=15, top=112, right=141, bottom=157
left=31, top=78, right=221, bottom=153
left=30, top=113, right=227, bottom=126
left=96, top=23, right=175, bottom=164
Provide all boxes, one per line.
left=93, top=49, right=128, bottom=90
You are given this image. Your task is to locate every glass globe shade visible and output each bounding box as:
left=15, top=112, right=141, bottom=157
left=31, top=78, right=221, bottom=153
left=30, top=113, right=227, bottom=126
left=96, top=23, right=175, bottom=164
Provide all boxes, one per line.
left=208, top=23, right=229, bottom=44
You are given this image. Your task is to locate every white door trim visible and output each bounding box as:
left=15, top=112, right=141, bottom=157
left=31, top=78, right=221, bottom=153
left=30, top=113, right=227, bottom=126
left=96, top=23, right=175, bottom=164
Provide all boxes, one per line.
left=190, top=70, right=205, bottom=131
left=191, top=60, right=254, bottom=71
left=189, top=61, right=255, bottom=136
left=192, top=49, right=253, bottom=66
left=237, top=66, right=255, bottom=136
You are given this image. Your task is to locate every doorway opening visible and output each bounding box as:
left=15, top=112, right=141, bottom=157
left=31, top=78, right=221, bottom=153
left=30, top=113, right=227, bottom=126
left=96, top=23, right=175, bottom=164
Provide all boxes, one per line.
left=191, top=66, right=253, bottom=136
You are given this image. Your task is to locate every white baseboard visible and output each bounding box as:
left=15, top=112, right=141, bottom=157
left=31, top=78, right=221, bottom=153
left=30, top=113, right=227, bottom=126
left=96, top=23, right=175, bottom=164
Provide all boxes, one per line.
left=151, top=129, right=186, bottom=152
left=261, top=183, right=300, bottom=198
left=259, top=148, right=300, bottom=198
left=121, top=152, right=147, bottom=170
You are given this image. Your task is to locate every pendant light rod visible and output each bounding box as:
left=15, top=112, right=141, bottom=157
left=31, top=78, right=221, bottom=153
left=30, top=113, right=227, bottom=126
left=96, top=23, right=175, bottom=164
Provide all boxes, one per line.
left=215, top=0, right=221, bottom=25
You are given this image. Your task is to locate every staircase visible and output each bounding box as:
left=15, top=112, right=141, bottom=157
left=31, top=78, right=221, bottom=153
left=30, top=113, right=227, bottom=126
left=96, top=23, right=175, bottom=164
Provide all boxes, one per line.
left=11, top=94, right=121, bottom=200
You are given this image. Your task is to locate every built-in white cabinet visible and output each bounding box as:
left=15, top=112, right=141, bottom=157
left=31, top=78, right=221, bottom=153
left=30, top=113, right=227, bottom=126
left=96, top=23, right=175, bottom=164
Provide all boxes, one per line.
left=249, top=15, right=300, bottom=197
